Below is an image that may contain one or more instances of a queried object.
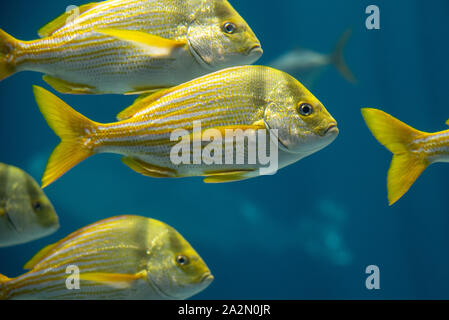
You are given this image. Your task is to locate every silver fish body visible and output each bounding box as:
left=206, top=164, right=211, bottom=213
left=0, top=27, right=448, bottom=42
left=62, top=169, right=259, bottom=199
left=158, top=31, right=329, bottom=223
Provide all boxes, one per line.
left=0, top=163, right=59, bottom=247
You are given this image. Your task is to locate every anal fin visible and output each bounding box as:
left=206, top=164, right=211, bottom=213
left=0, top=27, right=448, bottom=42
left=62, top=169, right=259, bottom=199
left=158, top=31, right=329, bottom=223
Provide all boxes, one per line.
left=122, top=157, right=177, bottom=178
left=203, top=170, right=255, bottom=183
left=43, top=75, right=97, bottom=95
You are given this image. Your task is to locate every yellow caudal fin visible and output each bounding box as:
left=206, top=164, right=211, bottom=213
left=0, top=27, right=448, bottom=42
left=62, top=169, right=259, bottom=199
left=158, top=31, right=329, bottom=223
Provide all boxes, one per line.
left=361, top=108, right=429, bottom=205
left=33, top=86, right=98, bottom=188
left=0, top=29, right=19, bottom=81
left=331, top=29, right=356, bottom=84
left=0, top=274, right=11, bottom=300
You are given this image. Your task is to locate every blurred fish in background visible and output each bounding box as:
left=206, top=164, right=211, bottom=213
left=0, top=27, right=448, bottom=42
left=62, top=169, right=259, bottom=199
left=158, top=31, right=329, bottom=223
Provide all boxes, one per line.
left=297, top=199, right=352, bottom=266
left=0, top=215, right=213, bottom=300
left=0, top=163, right=59, bottom=248
left=179, top=187, right=352, bottom=267
left=269, top=30, right=356, bottom=87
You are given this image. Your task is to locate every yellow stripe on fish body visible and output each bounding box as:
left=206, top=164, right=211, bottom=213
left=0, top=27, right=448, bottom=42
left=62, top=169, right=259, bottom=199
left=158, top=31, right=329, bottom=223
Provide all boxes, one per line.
left=0, top=216, right=213, bottom=300
left=34, top=65, right=339, bottom=188
left=362, top=108, right=449, bottom=205
left=0, top=0, right=263, bottom=94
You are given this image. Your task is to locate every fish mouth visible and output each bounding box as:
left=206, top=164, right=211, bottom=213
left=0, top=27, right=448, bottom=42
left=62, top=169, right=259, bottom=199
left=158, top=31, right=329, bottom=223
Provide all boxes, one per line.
left=201, top=272, right=214, bottom=284
left=247, top=44, right=263, bottom=56
left=324, top=123, right=339, bottom=136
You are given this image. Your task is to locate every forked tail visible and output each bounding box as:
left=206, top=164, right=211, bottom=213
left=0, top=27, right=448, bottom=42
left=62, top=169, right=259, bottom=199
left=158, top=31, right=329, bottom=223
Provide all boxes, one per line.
left=0, top=29, right=20, bottom=81
left=331, top=29, right=356, bottom=84
left=33, top=86, right=99, bottom=188
left=361, top=108, right=430, bottom=205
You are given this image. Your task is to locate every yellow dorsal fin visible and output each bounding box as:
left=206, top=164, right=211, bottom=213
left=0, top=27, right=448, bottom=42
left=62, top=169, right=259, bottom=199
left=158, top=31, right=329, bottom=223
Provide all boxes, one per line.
left=79, top=271, right=147, bottom=289
left=96, top=29, right=187, bottom=58
left=117, top=89, right=173, bottom=121
left=38, top=3, right=99, bottom=38
left=23, top=242, right=59, bottom=270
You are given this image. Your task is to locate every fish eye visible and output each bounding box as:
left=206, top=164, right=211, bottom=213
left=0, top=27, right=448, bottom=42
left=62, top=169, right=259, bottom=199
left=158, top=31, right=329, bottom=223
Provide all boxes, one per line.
left=298, top=103, right=314, bottom=116
left=32, top=201, right=42, bottom=212
left=176, top=255, right=189, bottom=266
left=223, top=22, right=237, bottom=34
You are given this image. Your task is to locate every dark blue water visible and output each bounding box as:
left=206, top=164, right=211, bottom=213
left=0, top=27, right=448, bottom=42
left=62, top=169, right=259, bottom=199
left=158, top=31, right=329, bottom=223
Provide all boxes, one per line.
left=1, top=0, right=449, bottom=299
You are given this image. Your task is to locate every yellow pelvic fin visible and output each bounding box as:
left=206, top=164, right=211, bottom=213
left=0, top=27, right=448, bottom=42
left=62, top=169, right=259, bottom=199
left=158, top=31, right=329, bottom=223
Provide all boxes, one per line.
left=43, top=75, right=97, bottom=95
left=361, top=108, right=429, bottom=205
left=332, top=29, right=357, bottom=84
left=96, top=28, right=187, bottom=58
left=38, top=3, right=99, bottom=38
left=122, top=157, right=177, bottom=178
left=23, top=242, right=58, bottom=270
left=203, top=170, right=255, bottom=183
left=117, top=88, right=173, bottom=121
left=0, top=207, right=5, bottom=216
left=33, top=86, right=98, bottom=188
left=0, top=29, right=19, bottom=81
left=80, top=271, right=147, bottom=289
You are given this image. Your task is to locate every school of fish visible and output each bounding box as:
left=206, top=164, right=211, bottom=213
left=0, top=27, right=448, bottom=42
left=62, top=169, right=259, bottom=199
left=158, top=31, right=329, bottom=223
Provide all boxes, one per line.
left=2, top=0, right=444, bottom=301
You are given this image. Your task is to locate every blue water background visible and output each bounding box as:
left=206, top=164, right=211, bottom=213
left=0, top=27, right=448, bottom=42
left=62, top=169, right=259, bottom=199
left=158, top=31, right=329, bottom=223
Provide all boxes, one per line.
left=1, top=0, right=449, bottom=299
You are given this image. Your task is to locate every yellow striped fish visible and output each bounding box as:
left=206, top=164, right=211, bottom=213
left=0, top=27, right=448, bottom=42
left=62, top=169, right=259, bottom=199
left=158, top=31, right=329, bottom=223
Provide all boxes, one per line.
left=0, top=163, right=59, bottom=247
left=34, top=65, right=339, bottom=188
left=362, top=108, right=449, bottom=205
left=0, top=215, right=213, bottom=300
left=0, top=0, right=262, bottom=95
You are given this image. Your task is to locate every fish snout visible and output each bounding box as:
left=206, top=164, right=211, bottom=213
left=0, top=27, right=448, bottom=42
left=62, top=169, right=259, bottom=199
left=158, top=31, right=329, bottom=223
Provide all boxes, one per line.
left=200, top=272, right=214, bottom=285
left=324, top=122, right=339, bottom=136
left=247, top=44, right=263, bottom=57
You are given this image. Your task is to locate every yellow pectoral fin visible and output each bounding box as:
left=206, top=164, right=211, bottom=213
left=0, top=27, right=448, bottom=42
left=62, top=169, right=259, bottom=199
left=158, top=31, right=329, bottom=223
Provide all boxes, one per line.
left=203, top=170, right=256, bottom=183
left=122, top=157, right=177, bottom=178
left=80, top=271, right=147, bottom=289
left=23, top=242, right=59, bottom=270
left=96, top=29, right=187, bottom=58
left=38, top=3, right=99, bottom=38
left=446, top=119, right=449, bottom=126
left=43, top=75, right=97, bottom=95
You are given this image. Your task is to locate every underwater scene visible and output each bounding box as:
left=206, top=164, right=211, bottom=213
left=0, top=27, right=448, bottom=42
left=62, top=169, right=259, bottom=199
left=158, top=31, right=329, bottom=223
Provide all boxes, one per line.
left=1, top=0, right=449, bottom=300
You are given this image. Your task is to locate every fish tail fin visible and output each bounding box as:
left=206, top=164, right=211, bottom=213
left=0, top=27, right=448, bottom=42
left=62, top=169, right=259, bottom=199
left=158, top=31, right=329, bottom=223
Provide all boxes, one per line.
left=361, top=108, right=430, bottom=205
left=331, top=29, right=356, bottom=84
left=0, top=274, right=11, bottom=300
left=0, top=29, right=21, bottom=81
left=33, top=86, right=98, bottom=188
